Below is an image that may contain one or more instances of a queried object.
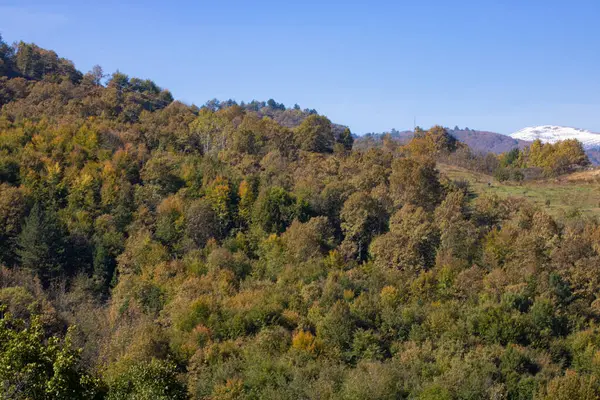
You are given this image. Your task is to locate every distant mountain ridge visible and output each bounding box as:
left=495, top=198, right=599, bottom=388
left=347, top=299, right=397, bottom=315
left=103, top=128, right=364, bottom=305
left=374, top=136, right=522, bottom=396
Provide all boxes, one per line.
left=450, top=129, right=531, bottom=154
left=359, top=128, right=531, bottom=154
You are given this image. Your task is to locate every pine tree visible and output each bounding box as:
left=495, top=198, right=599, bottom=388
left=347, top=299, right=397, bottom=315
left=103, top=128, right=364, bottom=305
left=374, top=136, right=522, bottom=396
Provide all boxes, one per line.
left=16, top=203, right=65, bottom=283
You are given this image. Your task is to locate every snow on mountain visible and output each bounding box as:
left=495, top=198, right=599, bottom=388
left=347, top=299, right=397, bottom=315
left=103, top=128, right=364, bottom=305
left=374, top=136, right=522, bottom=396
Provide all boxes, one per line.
left=510, top=125, right=600, bottom=149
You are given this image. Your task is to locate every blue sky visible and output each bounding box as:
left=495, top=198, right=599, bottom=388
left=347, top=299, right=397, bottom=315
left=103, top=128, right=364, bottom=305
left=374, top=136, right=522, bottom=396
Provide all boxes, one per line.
left=1, top=0, right=599, bottom=134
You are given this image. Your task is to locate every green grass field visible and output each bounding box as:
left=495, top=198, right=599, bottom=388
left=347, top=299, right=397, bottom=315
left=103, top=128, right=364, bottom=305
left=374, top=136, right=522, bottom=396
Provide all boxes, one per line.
left=439, top=164, right=600, bottom=218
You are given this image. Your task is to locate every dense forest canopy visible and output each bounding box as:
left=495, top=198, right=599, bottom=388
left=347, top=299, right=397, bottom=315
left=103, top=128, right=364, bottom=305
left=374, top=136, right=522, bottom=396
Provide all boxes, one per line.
left=0, top=35, right=599, bottom=399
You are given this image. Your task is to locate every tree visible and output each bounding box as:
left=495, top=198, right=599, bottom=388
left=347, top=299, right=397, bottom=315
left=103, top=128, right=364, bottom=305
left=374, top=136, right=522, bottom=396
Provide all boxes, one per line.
left=369, top=204, right=438, bottom=272
left=519, top=138, right=589, bottom=176
left=537, top=371, right=600, bottom=400
left=0, top=34, right=16, bottom=78
left=252, top=187, right=302, bottom=234
left=185, top=198, right=219, bottom=248
left=14, top=42, right=44, bottom=80
left=0, top=184, right=26, bottom=265
left=338, top=127, right=354, bottom=151
left=82, top=65, right=105, bottom=86
left=14, top=42, right=81, bottom=83
left=238, top=177, right=258, bottom=227
left=154, top=195, right=185, bottom=254
left=107, top=70, right=129, bottom=90
left=425, top=125, right=457, bottom=154
left=107, top=359, right=186, bottom=400
left=188, top=109, right=228, bottom=155
left=0, top=313, right=102, bottom=399
left=294, top=115, right=334, bottom=153
left=500, top=148, right=520, bottom=167
left=205, top=177, right=236, bottom=238
left=16, top=203, right=66, bottom=283
left=434, top=191, right=479, bottom=262
left=340, top=192, right=387, bottom=260
left=282, top=217, right=335, bottom=262
left=406, top=125, right=458, bottom=157
left=139, top=151, right=184, bottom=196
left=316, top=300, right=354, bottom=354
left=389, top=157, right=443, bottom=210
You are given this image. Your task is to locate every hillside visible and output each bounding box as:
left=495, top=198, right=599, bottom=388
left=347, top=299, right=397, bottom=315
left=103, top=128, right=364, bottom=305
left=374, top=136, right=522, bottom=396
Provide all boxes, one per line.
left=2, top=36, right=600, bottom=399
left=450, top=128, right=531, bottom=153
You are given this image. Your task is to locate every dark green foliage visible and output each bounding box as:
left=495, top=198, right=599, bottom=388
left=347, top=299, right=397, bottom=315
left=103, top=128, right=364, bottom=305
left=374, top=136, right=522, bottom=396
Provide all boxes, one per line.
left=16, top=203, right=66, bottom=283
left=338, top=127, right=354, bottom=151
left=0, top=184, right=26, bottom=265
left=252, top=186, right=304, bottom=234
left=0, top=35, right=17, bottom=78
left=502, top=148, right=520, bottom=167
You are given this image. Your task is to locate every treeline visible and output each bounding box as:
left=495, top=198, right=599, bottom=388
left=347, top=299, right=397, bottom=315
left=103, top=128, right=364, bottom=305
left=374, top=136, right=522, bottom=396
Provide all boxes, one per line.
left=1, top=37, right=600, bottom=399
left=357, top=127, right=590, bottom=181
left=496, top=139, right=590, bottom=180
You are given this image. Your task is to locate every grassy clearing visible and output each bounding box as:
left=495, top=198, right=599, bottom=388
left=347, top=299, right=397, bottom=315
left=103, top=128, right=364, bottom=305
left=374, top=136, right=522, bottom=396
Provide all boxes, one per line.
left=438, top=163, right=600, bottom=218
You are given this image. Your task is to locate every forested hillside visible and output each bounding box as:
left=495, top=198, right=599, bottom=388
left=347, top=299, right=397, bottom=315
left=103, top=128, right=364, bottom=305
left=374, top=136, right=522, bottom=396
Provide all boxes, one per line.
left=2, top=36, right=600, bottom=399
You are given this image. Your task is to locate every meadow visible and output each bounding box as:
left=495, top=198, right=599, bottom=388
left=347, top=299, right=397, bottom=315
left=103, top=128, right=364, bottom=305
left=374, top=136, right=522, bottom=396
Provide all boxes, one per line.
left=439, top=163, right=600, bottom=218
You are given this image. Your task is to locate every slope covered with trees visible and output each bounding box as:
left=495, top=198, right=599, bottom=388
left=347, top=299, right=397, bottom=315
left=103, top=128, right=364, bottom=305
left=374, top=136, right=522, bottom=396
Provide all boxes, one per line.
left=1, top=35, right=600, bottom=399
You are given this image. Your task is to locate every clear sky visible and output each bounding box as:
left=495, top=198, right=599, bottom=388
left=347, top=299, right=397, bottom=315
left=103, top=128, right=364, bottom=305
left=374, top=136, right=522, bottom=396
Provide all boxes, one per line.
left=1, top=0, right=599, bottom=134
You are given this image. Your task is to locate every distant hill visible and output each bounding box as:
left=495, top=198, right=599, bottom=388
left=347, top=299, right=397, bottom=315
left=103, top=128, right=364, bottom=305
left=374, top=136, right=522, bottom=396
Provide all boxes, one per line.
left=357, top=128, right=531, bottom=154
left=449, top=129, right=531, bottom=154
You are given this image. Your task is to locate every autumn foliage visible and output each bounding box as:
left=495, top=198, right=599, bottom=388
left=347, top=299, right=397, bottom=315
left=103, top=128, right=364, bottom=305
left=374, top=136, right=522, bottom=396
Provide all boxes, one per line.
left=1, top=35, right=600, bottom=399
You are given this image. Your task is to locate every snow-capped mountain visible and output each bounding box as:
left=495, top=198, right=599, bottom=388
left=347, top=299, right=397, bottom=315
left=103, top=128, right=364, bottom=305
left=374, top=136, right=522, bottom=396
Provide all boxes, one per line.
left=510, top=125, right=600, bottom=149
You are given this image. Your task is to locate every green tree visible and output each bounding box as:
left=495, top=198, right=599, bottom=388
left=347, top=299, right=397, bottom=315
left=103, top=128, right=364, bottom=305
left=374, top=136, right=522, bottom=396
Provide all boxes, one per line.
left=0, top=184, right=26, bottom=265
left=317, top=300, right=354, bottom=355
left=107, top=359, right=186, bottom=400
left=338, top=127, right=354, bottom=151
left=0, top=312, right=102, bottom=400
left=0, top=35, right=16, bottom=78
left=294, top=115, right=334, bottom=153
left=252, top=187, right=302, bottom=234
left=188, top=109, right=228, bottom=155
left=340, top=192, right=387, bottom=260
left=16, top=203, right=66, bottom=283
